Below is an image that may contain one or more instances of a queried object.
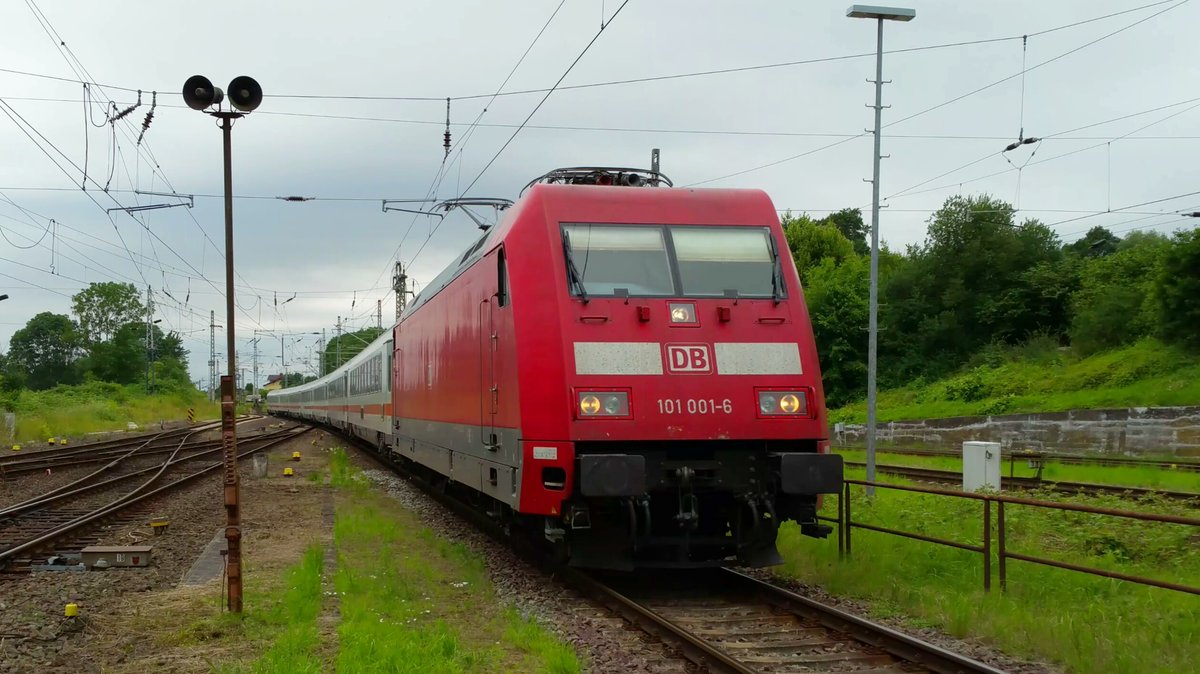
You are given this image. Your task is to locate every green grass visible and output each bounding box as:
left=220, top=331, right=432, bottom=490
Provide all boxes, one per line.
left=836, top=448, right=1200, bottom=493
left=778, top=469, right=1200, bottom=674
left=331, top=447, right=580, bottom=674
left=831, top=338, right=1200, bottom=423
left=180, top=449, right=580, bottom=673
left=3, top=381, right=218, bottom=444
left=210, top=544, right=326, bottom=673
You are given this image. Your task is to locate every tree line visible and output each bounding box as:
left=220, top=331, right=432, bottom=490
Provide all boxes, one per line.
left=791, top=195, right=1200, bottom=407
left=0, top=282, right=190, bottom=394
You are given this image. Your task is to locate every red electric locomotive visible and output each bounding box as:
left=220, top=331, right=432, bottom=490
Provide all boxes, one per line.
left=388, top=167, right=842, bottom=569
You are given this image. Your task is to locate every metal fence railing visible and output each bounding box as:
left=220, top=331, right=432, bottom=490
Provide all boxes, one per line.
left=818, top=479, right=1200, bottom=596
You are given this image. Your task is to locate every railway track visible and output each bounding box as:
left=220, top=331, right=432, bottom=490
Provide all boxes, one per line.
left=843, top=461, right=1200, bottom=501
left=0, top=422, right=309, bottom=569
left=839, top=445, right=1200, bottom=473
left=336, top=427, right=1002, bottom=674
left=570, top=567, right=1004, bottom=674
left=0, top=421, right=276, bottom=479
left=0, top=417, right=260, bottom=477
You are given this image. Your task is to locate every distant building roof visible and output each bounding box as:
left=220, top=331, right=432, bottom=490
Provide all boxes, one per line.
left=266, top=374, right=283, bottom=384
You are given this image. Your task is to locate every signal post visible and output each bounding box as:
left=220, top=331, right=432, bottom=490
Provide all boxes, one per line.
left=182, top=74, right=263, bottom=613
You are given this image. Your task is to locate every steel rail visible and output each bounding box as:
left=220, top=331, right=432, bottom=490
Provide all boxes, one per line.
left=0, top=427, right=298, bottom=520
left=0, top=423, right=280, bottom=477
left=723, top=569, right=1007, bottom=674
left=0, top=416, right=261, bottom=466
left=0, top=421, right=219, bottom=464
left=0, top=433, right=214, bottom=470
left=6, top=428, right=191, bottom=505
left=0, top=425, right=310, bottom=565
left=563, top=567, right=756, bottom=674
left=561, top=567, right=1006, bottom=674
left=844, top=460, right=1200, bottom=501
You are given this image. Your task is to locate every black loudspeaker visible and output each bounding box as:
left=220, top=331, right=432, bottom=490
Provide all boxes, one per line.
left=182, top=75, right=223, bottom=110
left=228, top=76, right=263, bottom=112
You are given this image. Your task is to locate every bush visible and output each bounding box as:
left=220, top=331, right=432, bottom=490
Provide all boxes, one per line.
left=1155, top=229, right=1200, bottom=349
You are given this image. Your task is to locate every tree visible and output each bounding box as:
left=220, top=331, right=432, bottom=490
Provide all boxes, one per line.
left=80, top=322, right=188, bottom=386
left=1065, top=226, right=1120, bottom=258
left=879, top=195, right=1064, bottom=380
left=1070, top=234, right=1168, bottom=354
left=283, top=372, right=307, bottom=387
left=83, top=322, right=147, bottom=384
left=781, top=213, right=855, bottom=281
left=323, top=326, right=386, bottom=374
left=1155, top=228, right=1200, bottom=349
left=8, top=312, right=82, bottom=389
left=803, top=255, right=869, bottom=407
left=71, top=282, right=145, bottom=344
left=821, top=208, right=868, bottom=255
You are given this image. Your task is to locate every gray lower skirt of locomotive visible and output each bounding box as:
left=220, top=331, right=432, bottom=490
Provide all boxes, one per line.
left=568, top=452, right=844, bottom=569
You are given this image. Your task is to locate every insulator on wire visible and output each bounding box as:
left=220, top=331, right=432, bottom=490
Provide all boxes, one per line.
left=112, top=90, right=142, bottom=122
left=443, top=97, right=451, bottom=158
left=137, top=92, right=157, bottom=146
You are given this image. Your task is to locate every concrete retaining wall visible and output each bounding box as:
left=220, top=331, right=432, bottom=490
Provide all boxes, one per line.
left=833, top=406, right=1200, bottom=457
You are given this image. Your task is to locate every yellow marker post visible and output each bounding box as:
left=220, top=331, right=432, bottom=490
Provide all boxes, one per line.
left=48, top=437, right=56, bottom=445
left=65, top=603, right=79, bottom=617
left=10, top=444, right=19, bottom=452
left=291, top=451, right=301, bottom=462
left=60, top=438, right=68, bottom=445
left=283, top=467, right=295, bottom=477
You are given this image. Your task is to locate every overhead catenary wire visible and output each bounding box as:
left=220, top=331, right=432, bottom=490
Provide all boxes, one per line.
left=0, top=1, right=1179, bottom=107
left=399, top=0, right=636, bottom=278
left=0, top=96, right=278, bottom=334
left=365, top=0, right=571, bottom=304
left=688, top=0, right=1191, bottom=187
left=18, top=0, right=260, bottom=327
left=884, top=99, right=1200, bottom=206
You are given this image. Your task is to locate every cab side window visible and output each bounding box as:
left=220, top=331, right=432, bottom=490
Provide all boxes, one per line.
left=497, top=247, right=509, bottom=308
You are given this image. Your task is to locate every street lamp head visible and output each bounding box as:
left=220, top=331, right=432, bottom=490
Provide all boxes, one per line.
left=228, top=76, right=263, bottom=112
left=0, top=294, right=8, bottom=302
left=183, top=75, right=224, bottom=110
left=846, top=4, right=915, bottom=21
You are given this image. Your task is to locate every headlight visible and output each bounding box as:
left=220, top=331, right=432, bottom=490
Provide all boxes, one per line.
left=756, top=390, right=809, bottom=417
left=759, top=394, right=777, bottom=415
left=577, top=390, right=630, bottom=418
left=580, top=395, right=601, bottom=415
left=669, top=302, right=697, bottom=324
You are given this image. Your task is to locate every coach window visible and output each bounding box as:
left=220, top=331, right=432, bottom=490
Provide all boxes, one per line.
left=497, top=247, right=509, bottom=307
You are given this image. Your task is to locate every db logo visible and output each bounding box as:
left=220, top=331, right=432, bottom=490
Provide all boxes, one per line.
left=666, top=344, right=712, bottom=374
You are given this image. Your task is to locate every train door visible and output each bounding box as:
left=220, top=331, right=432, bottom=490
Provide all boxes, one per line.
left=479, top=249, right=504, bottom=451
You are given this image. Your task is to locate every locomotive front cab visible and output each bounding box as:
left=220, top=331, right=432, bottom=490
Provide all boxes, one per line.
left=536, top=178, right=843, bottom=569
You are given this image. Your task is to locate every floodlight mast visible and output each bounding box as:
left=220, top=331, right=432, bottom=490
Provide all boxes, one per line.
left=846, top=5, right=915, bottom=496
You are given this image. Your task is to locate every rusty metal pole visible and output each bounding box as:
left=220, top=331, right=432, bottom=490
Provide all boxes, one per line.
left=219, top=112, right=243, bottom=613
left=997, top=500, right=1007, bottom=591
left=837, top=489, right=845, bottom=560
left=983, top=499, right=991, bottom=593
left=844, top=481, right=853, bottom=557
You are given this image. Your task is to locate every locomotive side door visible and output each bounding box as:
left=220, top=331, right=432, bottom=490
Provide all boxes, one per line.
left=479, top=249, right=504, bottom=451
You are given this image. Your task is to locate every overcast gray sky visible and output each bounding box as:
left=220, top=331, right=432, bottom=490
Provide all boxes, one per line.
left=1, top=0, right=1196, bottom=386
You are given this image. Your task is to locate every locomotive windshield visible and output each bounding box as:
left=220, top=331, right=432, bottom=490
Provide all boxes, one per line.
left=562, top=223, right=781, bottom=299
